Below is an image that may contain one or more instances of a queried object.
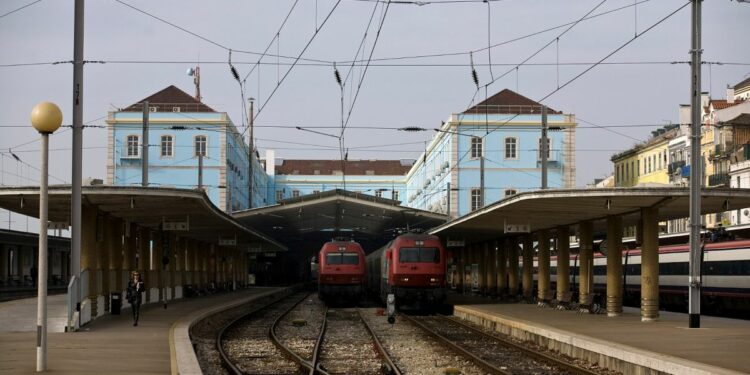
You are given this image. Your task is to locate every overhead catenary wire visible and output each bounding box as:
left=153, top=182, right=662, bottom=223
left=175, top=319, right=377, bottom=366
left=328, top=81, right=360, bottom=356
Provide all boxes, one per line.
left=250, top=0, right=343, bottom=125
left=0, top=0, right=42, bottom=20
left=113, top=0, right=331, bottom=64
left=430, top=0, right=689, bottom=191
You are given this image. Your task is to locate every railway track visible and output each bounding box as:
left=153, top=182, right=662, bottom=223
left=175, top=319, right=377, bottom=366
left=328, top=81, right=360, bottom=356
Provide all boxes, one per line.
left=312, top=308, right=401, bottom=375
left=218, top=292, right=312, bottom=374
left=402, top=313, right=604, bottom=375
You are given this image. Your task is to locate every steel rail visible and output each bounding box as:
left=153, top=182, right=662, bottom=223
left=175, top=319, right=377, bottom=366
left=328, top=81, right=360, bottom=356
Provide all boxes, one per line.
left=357, top=308, right=402, bottom=375
left=216, top=291, right=292, bottom=375
left=269, top=294, right=317, bottom=374
left=311, top=307, right=329, bottom=375
left=400, top=313, right=510, bottom=375
left=439, top=314, right=602, bottom=375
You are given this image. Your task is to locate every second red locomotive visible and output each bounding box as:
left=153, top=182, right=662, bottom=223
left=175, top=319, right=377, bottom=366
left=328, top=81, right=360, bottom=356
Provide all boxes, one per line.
left=317, top=238, right=366, bottom=302
left=366, top=233, right=447, bottom=308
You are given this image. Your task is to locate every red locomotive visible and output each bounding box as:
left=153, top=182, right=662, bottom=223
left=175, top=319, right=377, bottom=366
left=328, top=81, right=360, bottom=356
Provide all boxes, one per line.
left=317, top=238, right=366, bottom=302
left=366, top=233, right=447, bottom=308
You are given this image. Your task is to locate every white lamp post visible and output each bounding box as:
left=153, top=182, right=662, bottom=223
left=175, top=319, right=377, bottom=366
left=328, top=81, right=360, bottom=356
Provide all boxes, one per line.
left=30, top=101, right=62, bottom=372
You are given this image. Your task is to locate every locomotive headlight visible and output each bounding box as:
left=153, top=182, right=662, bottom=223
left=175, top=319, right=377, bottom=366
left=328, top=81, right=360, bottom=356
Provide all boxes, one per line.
left=351, top=277, right=360, bottom=282
left=400, top=277, right=410, bottom=282
left=429, top=277, right=439, bottom=283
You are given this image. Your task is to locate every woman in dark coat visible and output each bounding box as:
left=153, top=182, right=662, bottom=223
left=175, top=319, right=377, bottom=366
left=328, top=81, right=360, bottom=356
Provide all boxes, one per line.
left=126, top=271, right=145, bottom=326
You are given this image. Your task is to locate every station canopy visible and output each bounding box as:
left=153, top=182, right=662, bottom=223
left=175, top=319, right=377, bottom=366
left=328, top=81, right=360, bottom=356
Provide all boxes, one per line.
left=430, top=187, right=750, bottom=245
left=233, top=189, right=448, bottom=252
left=0, top=186, right=286, bottom=252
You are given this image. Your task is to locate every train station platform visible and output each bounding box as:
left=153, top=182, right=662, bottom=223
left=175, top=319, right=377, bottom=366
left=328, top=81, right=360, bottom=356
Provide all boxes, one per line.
left=448, top=293, right=750, bottom=375
left=0, top=287, right=283, bottom=374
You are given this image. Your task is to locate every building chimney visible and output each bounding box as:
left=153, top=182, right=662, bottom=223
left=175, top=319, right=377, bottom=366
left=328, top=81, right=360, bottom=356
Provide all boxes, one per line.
left=679, top=104, right=691, bottom=125
left=265, top=149, right=275, bottom=176
left=727, top=85, right=735, bottom=104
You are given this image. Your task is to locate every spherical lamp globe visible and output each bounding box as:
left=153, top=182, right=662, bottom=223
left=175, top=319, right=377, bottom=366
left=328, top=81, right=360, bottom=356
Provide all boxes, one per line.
left=30, top=102, right=63, bottom=134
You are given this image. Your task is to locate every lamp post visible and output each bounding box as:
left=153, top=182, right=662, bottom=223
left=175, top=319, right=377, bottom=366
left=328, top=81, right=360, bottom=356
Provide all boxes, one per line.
left=30, top=101, right=63, bottom=372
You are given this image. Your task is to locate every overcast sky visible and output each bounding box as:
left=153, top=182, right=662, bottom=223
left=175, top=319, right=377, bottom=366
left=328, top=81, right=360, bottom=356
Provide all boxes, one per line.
left=1, top=0, right=749, bottom=231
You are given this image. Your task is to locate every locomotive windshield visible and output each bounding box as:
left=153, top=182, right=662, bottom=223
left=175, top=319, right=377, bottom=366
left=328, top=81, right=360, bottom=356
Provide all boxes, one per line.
left=326, top=252, right=360, bottom=265
left=398, top=247, right=440, bottom=263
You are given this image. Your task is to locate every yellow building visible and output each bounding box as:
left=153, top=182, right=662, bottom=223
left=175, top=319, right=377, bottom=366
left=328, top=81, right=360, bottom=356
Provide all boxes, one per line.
left=612, top=126, right=677, bottom=187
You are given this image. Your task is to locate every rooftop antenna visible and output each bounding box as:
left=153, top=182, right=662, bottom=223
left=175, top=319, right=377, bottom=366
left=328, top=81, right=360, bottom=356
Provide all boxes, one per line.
left=187, top=66, right=202, bottom=102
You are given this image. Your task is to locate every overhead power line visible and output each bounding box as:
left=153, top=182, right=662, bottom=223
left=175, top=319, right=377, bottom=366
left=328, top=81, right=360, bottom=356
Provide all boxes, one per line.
left=0, top=0, right=42, bottom=20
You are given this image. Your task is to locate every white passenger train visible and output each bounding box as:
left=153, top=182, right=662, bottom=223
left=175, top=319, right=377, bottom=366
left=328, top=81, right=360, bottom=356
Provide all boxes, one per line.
left=539, top=239, right=750, bottom=316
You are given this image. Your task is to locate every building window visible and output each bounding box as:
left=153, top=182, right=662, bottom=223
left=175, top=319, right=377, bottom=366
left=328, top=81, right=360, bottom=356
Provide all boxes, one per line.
left=292, top=190, right=300, bottom=198
left=470, top=188, right=482, bottom=211
left=276, top=190, right=283, bottom=201
left=194, top=135, right=207, bottom=157
left=504, top=189, right=517, bottom=197
left=312, top=190, right=320, bottom=195
left=537, top=138, right=551, bottom=160
left=160, top=135, right=174, bottom=157
left=471, top=137, right=483, bottom=159
left=504, top=137, right=517, bottom=159
left=637, top=160, right=640, bottom=176
left=392, top=190, right=399, bottom=201
left=375, top=190, right=383, bottom=198
left=126, top=135, right=140, bottom=158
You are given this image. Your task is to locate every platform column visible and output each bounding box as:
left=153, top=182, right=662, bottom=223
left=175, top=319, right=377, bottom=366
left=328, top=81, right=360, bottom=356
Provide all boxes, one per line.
left=522, top=234, right=533, bottom=301
left=190, top=240, right=203, bottom=289
left=487, top=242, right=497, bottom=296
left=507, top=237, right=519, bottom=298
left=108, top=217, right=124, bottom=297
left=606, top=215, right=624, bottom=317
left=578, top=221, right=594, bottom=307
left=209, top=243, right=216, bottom=288
left=99, top=216, right=111, bottom=313
left=138, top=227, right=151, bottom=303
left=457, top=247, right=465, bottom=293
left=480, top=242, right=489, bottom=295
left=167, top=232, right=178, bottom=300
left=537, top=229, right=551, bottom=305
left=641, top=207, right=659, bottom=321
left=153, top=231, right=164, bottom=303
left=556, top=226, right=571, bottom=306
left=123, top=223, right=136, bottom=286
left=81, top=204, right=101, bottom=318
left=497, top=239, right=507, bottom=297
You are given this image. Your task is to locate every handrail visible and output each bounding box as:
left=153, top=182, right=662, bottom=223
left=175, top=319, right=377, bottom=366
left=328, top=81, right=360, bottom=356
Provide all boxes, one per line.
left=66, top=275, right=79, bottom=332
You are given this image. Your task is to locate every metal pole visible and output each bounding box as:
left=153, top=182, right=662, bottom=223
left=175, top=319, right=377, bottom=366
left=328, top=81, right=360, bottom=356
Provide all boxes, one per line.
left=198, top=154, right=203, bottom=189
left=71, top=0, right=84, bottom=326
left=142, top=101, right=149, bottom=187
left=541, top=105, right=548, bottom=189
left=446, top=182, right=451, bottom=221
left=688, top=0, right=702, bottom=329
left=479, top=139, right=485, bottom=207
left=248, top=99, right=254, bottom=209
left=37, top=133, right=50, bottom=372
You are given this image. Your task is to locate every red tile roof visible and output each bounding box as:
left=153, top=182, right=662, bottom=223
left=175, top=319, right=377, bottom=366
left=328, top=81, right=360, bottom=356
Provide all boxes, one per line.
left=276, top=160, right=412, bottom=176
left=462, top=89, right=560, bottom=115
left=121, top=85, right=215, bottom=112
left=708, top=99, right=746, bottom=112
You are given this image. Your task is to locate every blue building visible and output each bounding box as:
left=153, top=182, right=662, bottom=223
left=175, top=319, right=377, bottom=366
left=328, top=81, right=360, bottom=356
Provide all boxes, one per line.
left=106, top=86, right=268, bottom=212
left=108, top=87, right=575, bottom=219
left=414, top=89, right=577, bottom=218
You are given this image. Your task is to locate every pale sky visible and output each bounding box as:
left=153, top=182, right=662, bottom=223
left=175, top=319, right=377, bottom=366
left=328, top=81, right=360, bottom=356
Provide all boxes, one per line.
left=1, top=0, right=749, bottom=232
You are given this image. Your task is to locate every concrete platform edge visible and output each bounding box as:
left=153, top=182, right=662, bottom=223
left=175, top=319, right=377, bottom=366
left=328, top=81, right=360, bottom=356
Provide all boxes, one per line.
left=170, top=287, right=287, bottom=375
left=453, top=306, right=745, bottom=375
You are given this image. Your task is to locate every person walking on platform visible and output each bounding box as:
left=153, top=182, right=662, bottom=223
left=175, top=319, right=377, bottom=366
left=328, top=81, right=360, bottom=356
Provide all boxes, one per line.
left=126, top=271, right=145, bottom=326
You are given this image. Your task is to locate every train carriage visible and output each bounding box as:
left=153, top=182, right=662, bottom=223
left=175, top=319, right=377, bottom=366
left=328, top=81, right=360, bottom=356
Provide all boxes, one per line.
left=317, top=239, right=366, bottom=302
left=366, top=233, right=447, bottom=308
left=540, top=238, right=750, bottom=316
